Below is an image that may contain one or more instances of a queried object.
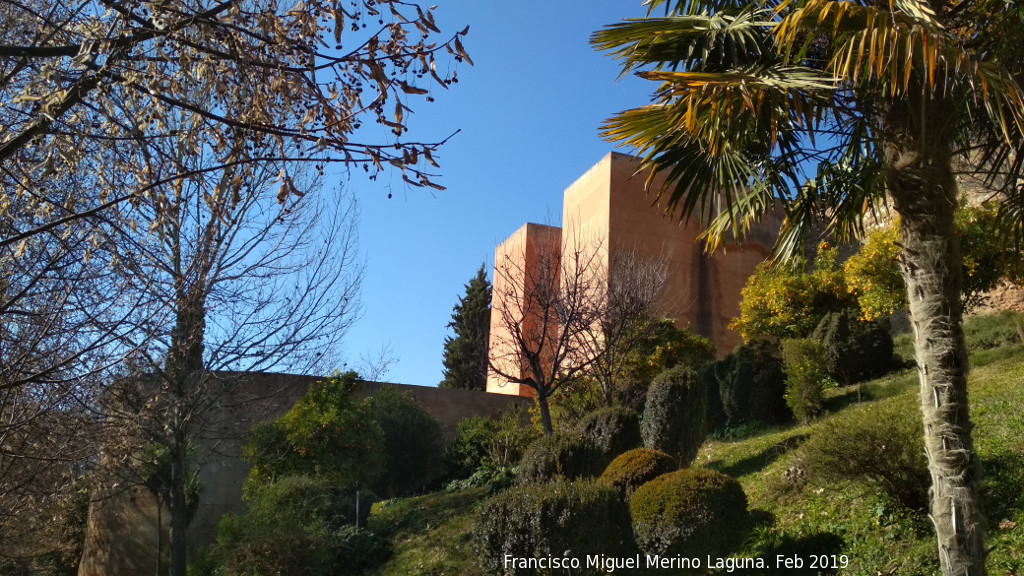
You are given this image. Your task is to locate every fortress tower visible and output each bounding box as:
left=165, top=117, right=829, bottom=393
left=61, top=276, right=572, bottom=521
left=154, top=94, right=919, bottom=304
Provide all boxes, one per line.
left=486, top=152, right=783, bottom=396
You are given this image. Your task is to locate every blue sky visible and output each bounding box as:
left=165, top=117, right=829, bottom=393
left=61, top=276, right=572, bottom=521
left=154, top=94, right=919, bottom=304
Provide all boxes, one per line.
left=337, top=1, right=656, bottom=385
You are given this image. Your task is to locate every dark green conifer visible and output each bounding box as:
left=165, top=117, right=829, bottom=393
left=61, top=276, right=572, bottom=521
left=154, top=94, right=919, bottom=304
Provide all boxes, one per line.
left=439, top=264, right=491, bottom=390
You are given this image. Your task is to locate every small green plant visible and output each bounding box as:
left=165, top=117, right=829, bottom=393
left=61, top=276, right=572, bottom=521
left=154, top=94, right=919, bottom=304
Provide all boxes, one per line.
left=800, top=400, right=929, bottom=510
left=475, top=479, right=635, bottom=575
left=445, top=463, right=516, bottom=494
left=599, top=448, right=677, bottom=498
left=781, top=338, right=827, bottom=423
left=629, top=468, right=748, bottom=561
left=446, top=408, right=538, bottom=480
left=641, top=365, right=708, bottom=465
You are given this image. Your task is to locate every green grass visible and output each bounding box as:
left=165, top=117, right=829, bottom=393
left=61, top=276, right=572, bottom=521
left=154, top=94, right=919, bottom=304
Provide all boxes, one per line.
left=366, top=487, right=486, bottom=576
left=367, top=314, right=1024, bottom=576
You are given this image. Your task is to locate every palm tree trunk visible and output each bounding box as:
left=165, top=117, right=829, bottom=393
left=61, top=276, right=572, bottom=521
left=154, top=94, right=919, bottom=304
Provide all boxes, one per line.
left=887, top=110, right=986, bottom=575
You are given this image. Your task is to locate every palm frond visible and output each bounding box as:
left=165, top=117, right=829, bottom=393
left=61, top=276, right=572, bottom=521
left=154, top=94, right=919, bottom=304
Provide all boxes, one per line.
left=591, top=10, right=775, bottom=75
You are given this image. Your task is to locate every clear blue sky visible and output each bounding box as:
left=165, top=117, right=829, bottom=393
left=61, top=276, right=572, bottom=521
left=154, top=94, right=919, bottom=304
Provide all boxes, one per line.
left=338, top=1, right=655, bottom=386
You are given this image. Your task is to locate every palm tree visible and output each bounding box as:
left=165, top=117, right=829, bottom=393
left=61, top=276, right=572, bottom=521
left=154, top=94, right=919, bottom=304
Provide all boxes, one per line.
left=593, top=1, right=1024, bottom=574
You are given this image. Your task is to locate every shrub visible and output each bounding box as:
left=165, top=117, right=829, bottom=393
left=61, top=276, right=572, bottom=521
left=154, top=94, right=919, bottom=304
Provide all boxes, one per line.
left=446, top=416, right=499, bottom=479
left=242, top=371, right=384, bottom=489
left=330, top=525, right=392, bottom=573
left=207, top=475, right=391, bottom=576
left=629, top=468, right=748, bottom=560
left=800, top=401, right=929, bottom=510
left=781, top=338, right=828, bottom=423
left=367, top=385, right=445, bottom=497
left=475, top=479, right=635, bottom=575
left=599, top=449, right=677, bottom=498
left=717, top=341, right=789, bottom=425
left=641, top=366, right=707, bottom=466
left=844, top=225, right=906, bottom=321
left=577, top=406, right=642, bottom=459
left=622, top=318, right=717, bottom=393
left=445, top=463, right=517, bottom=494
left=517, top=432, right=606, bottom=484
left=964, top=310, right=1024, bottom=351
left=446, top=408, right=538, bottom=480
left=696, top=362, right=727, bottom=432
left=731, top=244, right=853, bottom=342
left=812, top=307, right=897, bottom=386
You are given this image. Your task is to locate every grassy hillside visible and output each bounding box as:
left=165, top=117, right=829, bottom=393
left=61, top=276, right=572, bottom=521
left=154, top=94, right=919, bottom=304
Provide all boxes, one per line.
left=366, top=313, right=1024, bottom=575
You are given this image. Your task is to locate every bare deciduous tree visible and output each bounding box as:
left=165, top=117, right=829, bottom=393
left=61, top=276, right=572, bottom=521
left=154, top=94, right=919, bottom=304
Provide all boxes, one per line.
left=0, top=175, right=151, bottom=572
left=488, top=229, right=605, bottom=435
left=94, top=143, right=362, bottom=575
left=576, top=246, right=669, bottom=407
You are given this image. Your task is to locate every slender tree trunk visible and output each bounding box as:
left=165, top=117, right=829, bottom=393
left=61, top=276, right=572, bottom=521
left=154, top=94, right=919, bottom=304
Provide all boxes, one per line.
left=885, top=100, right=986, bottom=576
left=167, top=426, right=188, bottom=576
left=537, top=390, right=554, bottom=435
left=163, top=289, right=207, bottom=576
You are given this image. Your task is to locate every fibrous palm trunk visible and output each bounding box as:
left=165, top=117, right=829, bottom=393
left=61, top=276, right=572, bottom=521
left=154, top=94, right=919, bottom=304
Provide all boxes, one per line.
left=885, top=100, right=987, bottom=576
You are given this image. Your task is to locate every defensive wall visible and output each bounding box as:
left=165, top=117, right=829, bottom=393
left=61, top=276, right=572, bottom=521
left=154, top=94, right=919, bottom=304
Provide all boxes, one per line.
left=78, top=372, right=530, bottom=576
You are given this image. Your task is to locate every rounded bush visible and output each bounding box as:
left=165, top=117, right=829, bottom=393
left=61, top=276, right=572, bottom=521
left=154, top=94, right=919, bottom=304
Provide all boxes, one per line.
left=577, top=406, right=642, bottom=459
left=813, top=307, right=897, bottom=385
left=600, top=448, right=677, bottom=498
left=718, top=341, right=789, bottom=425
left=368, top=385, right=445, bottom=497
left=475, top=479, right=635, bottom=575
left=629, top=468, right=748, bottom=560
left=517, top=433, right=605, bottom=484
left=641, top=366, right=707, bottom=466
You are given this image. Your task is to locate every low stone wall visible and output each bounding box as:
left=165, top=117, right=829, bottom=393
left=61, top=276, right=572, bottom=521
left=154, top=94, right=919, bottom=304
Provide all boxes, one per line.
left=78, top=373, right=531, bottom=576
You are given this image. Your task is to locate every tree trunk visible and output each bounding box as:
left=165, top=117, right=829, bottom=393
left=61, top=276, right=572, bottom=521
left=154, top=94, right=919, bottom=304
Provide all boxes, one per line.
left=537, top=390, right=554, bottom=436
left=886, top=102, right=986, bottom=575
left=167, top=429, right=189, bottom=576
left=163, top=289, right=206, bottom=576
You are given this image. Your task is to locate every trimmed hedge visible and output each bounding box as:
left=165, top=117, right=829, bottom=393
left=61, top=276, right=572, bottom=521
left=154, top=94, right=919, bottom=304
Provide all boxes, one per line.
left=641, top=366, right=707, bottom=466
left=368, top=385, right=445, bottom=497
left=475, top=479, right=635, bottom=575
left=781, top=338, right=828, bottom=423
left=599, top=449, right=677, bottom=498
left=517, top=432, right=605, bottom=484
left=813, top=308, right=898, bottom=386
left=718, top=341, right=789, bottom=425
left=630, top=468, right=748, bottom=561
left=577, top=406, right=642, bottom=460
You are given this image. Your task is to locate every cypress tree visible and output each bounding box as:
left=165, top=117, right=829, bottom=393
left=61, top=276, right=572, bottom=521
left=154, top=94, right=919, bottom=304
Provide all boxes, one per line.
left=439, top=264, right=491, bottom=390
